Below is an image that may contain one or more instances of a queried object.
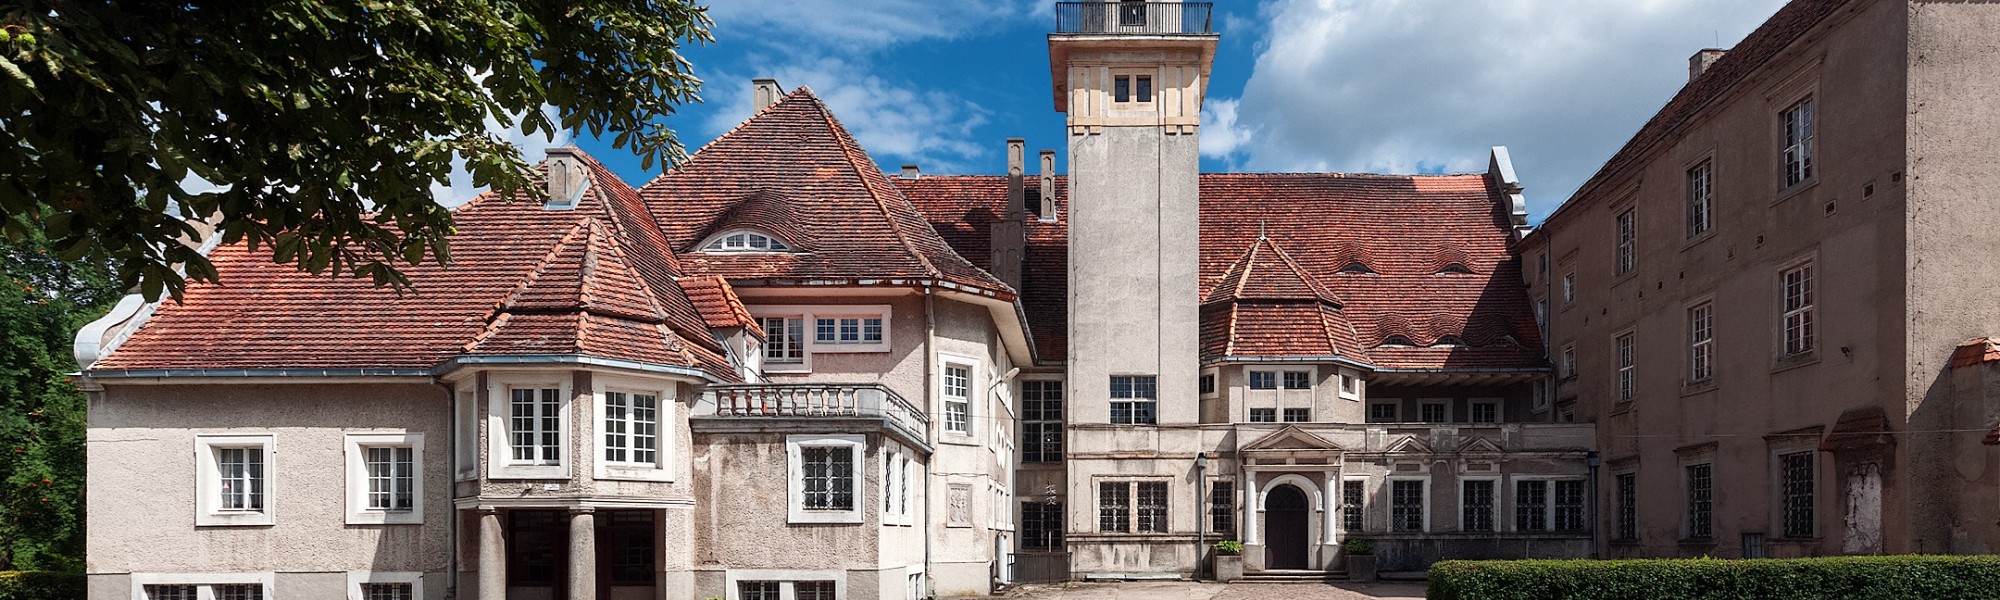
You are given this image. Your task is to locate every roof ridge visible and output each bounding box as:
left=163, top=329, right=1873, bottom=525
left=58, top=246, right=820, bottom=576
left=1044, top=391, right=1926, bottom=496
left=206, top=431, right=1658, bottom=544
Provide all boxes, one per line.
left=576, top=219, right=675, bottom=324
left=500, top=221, right=594, bottom=310
left=642, top=86, right=820, bottom=189
left=807, top=91, right=946, bottom=281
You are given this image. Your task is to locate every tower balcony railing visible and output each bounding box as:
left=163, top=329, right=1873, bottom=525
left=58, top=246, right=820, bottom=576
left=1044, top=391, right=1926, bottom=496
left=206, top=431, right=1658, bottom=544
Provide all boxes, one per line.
left=1055, top=2, right=1215, bottom=35
left=705, top=383, right=930, bottom=445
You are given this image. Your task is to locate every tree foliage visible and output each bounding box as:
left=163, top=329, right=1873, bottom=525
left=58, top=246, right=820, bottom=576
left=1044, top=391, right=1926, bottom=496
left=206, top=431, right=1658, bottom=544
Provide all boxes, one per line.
left=0, top=227, right=118, bottom=571
left=0, top=0, right=713, bottom=301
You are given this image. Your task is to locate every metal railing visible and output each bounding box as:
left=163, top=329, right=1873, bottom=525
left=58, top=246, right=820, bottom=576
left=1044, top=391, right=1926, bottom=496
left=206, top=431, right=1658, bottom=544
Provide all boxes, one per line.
left=1055, top=2, right=1215, bottom=35
left=708, top=383, right=929, bottom=444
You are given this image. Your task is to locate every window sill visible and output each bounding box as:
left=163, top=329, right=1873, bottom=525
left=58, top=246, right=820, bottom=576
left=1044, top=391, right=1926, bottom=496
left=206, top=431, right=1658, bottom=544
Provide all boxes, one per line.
left=595, top=466, right=672, bottom=483
left=938, top=432, right=980, bottom=446
left=1774, top=178, right=1820, bottom=205
left=787, top=509, right=866, bottom=525
left=347, top=510, right=423, bottom=526
left=1612, top=271, right=1638, bottom=288
left=1772, top=351, right=1820, bottom=374
left=489, top=464, right=570, bottom=480
left=1609, top=401, right=1634, bottom=416
left=764, top=363, right=810, bottom=374
left=1682, top=229, right=1717, bottom=252
left=197, top=512, right=275, bottom=527
left=1681, top=379, right=1717, bottom=397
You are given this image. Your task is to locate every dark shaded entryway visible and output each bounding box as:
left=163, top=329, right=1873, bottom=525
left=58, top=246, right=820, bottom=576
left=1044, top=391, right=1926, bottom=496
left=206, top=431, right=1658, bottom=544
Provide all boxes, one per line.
left=1264, top=484, right=1311, bottom=569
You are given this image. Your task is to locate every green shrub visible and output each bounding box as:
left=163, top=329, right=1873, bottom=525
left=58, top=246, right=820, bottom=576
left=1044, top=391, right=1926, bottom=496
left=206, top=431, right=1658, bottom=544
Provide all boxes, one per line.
left=1343, top=537, right=1375, bottom=555
left=1214, top=540, right=1243, bottom=556
left=0, top=571, right=84, bottom=600
left=1428, top=555, right=2000, bottom=600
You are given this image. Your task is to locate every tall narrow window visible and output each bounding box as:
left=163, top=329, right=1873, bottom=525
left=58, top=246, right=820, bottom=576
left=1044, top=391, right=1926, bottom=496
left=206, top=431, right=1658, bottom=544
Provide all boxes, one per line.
left=1341, top=480, right=1366, bottom=532
left=1615, top=473, right=1638, bottom=541
left=1515, top=480, right=1548, bottom=531
left=1461, top=480, right=1495, bottom=532
left=1099, top=482, right=1131, bottom=532
left=510, top=388, right=562, bottom=464
left=1686, top=463, right=1713, bottom=538
left=602, top=391, right=659, bottom=465
left=760, top=316, right=804, bottom=364
left=364, top=446, right=415, bottom=512
left=1782, top=98, right=1815, bottom=188
left=1135, top=75, right=1153, bottom=103
left=216, top=447, right=265, bottom=512
left=1687, top=159, right=1713, bottom=237
left=1615, top=208, right=1636, bottom=276
left=1209, top=481, right=1235, bottom=534
left=1136, top=481, right=1169, bottom=533
left=1021, top=380, right=1065, bottom=463
left=1561, top=273, right=1575, bottom=304
left=1561, top=345, right=1576, bottom=378
left=943, top=365, right=972, bottom=434
left=1782, top=263, right=1815, bottom=356
left=1113, top=76, right=1131, bottom=103
left=1781, top=451, right=1816, bottom=538
left=1689, top=303, right=1714, bottom=382
left=1391, top=480, right=1425, bottom=532
left=801, top=447, right=855, bottom=511
left=1109, top=375, right=1158, bottom=425
left=1554, top=480, right=1587, bottom=531
left=1022, top=501, right=1064, bottom=551
left=1615, top=333, right=1635, bottom=403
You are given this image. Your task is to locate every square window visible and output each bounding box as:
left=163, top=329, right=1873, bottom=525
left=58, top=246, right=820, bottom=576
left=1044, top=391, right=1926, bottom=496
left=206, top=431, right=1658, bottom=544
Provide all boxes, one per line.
left=196, top=434, right=275, bottom=526
left=1469, top=401, right=1498, bottom=424
left=788, top=435, right=865, bottom=524
left=1248, top=408, right=1276, bottom=423
left=1419, top=402, right=1447, bottom=423
left=1109, top=375, right=1157, bottom=425
left=1199, top=373, right=1216, bottom=396
left=347, top=433, right=424, bottom=525
left=1249, top=371, right=1276, bottom=390
left=1283, top=371, right=1311, bottom=390
left=1282, top=408, right=1310, bottom=423
left=1366, top=402, right=1398, bottom=423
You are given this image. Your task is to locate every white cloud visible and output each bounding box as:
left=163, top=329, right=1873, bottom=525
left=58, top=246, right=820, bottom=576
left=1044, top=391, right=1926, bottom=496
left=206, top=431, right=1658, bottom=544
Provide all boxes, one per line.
left=1210, top=0, right=1787, bottom=218
left=432, top=105, right=570, bottom=207
left=699, top=57, right=992, bottom=173
left=705, top=0, right=1039, bottom=52
left=1199, top=98, right=1254, bottom=163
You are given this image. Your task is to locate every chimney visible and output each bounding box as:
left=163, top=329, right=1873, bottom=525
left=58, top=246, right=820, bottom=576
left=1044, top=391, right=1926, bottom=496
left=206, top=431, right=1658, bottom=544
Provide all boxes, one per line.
left=751, top=78, right=784, bottom=113
left=990, top=139, right=1028, bottom=290
left=1038, top=150, right=1057, bottom=222
left=543, top=146, right=590, bottom=209
left=900, top=164, right=922, bottom=180
left=1688, top=49, right=1727, bottom=83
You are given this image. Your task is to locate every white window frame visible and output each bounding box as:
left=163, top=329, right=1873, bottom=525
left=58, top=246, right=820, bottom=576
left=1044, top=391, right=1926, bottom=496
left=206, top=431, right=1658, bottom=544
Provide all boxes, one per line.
left=1781, top=96, right=1815, bottom=189
left=880, top=444, right=915, bottom=526
left=725, top=570, right=847, bottom=600
left=486, top=374, right=573, bottom=480
left=344, top=432, right=424, bottom=525
left=787, top=434, right=866, bottom=524
left=1687, top=158, right=1714, bottom=238
left=1417, top=399, right=1451, bottom=424
left=1199, top=369, right=1218, bottom=398
left=132, top=573, right=276, bottom=600
left=346, top=571, right=422, bottom=600
left=696, top=229, right=796, bottom=253
left=594, top=374, right=676, bottom=482
left=453, top=381, right=478, bottom=482
left=1614, top=208, right=1637, bottom=276
left=749, top=305, right=894, bottom=373
left=758, top=315, right=808, bottom=371
left=1468, top=399, right=1500, bottom=424
left=1615, top=330, right=1636, bottom=403
left=939, top=354, right=979, bottom=439
left=1458, top=476, right=1501, bottom=533
left=1338, top=369, right=1362, bottom=401
left=194, top=434, right=275, bottom=527
left=1688, top=300, right=1714, bottom=383
left=1780, top=260, right=1816, bottom=357
left=1386, top=476, right=1431, bottom=533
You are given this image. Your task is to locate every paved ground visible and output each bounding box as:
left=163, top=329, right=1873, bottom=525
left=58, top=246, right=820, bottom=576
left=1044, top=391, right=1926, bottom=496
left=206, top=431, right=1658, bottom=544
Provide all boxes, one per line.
left=995, top=580, right=1427, bottom=600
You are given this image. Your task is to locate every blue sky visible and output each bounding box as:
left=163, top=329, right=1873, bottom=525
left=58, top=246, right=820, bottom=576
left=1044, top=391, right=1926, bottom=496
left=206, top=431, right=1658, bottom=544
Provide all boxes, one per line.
left=481, top=1, right=1791, bottom=223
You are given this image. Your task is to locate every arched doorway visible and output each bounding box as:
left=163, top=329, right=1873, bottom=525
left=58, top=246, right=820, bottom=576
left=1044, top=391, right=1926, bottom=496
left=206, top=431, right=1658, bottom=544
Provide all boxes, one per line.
left=1264, top=484, right=1311, bottom=570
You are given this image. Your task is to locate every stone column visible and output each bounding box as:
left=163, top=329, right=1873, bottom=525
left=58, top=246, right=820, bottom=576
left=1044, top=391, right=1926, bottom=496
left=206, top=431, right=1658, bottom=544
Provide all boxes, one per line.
left=568, top=508, right=597, bottom=600
left=1243, top=473, right=1260, bottom=544
left=478, top=509, right=506, bottom=600
left=1322, top=471, right=1339, bottom=544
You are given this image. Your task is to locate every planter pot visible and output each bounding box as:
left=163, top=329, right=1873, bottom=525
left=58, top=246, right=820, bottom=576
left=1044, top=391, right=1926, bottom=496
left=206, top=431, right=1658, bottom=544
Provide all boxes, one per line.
left=1214, top=554, right=1244, bottom=582
left=1347, top=554, right=1379, bottom=583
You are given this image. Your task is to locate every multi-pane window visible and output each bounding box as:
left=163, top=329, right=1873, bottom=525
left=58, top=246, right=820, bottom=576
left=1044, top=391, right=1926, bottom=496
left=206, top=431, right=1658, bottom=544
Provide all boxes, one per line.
left=1561, top=273, right=1575, bottom=304
left=1782, top=98, right=1815, bottom=188
left=1248, top=409, right=1276, bottom=423
left=143, top=585, right=198, bottom=600
left=1687, top=159, right=1713, bottom=237
left=216, top=447, right=265, bottom=512
left=1469, top=402, right=1498, bottom=424
left=739, top=582, right=781, bottom=600
left=144, top=585, right=268, bottom=600
left=215, top=585, right=262, bottom=600
left=1113, top=74, right=1153, bottom=103
left=1462, top=480, right=1495, bottom=532
left=1136, top=481, right=1169, bottom=533
left=1366, top=403, right=1397, bottom=423
left=1022, top=501, right=1064, bottom=551
left=1249, top=371, right=1276, bottom=390
left=510, top=387, right=562, bottom=464
left=1781, top=451, right=1816, bottom=538
left=1782, top=263, right=1815, bottom=356
left=1687, top=463, right=1714, bottom=538
left=1419, top=402, right=1447, bottom=424
left=361, top=583, right=415, bottom=600
left=760, top=316, right=804, bottom=364
left=1615, top=333, right=1635, bottom=403
left=1689, top=303, right=1714, bottom=382
left=795, top=581, right=836, bottom=600
left=1615, top=209, right=1636, bottom=276
left=1616, top=473, right=1638, bottom=541
left=702, top=231, right=792, bottom=252
left=364, top=446, right=415, bottom=512
left=1391, top=480, right=1425, bottom=532
left=605, top=510, right=657, bottom=585
left=1283, top=371, right=1311, bottom=390
left=1199, top=374, right=1216, bottom=395
left=1341, top=480, right=1365, bottom=532
left=815, top=316, right=885, bottom=344
left=1021, top=380, right=1064, bottom=463
left=801, top=447, right=855, bottom=511
left=1098, top=481, right=1131, bottom=532
left=1561, top=345, right=1576, bottom=378
left=943, top=365, right=971, bottom=434
left=602, top=391, right=659, bottom=465
left=1209, top=481, right=1235, bottom=534
left=1282, top=408, right=1310, bottom=423
left=1109, top=375, right=1157, bottom=425
left=1516, top=480, right=1549, bottom=531
left=1555, top=480, right=1587, bottom=531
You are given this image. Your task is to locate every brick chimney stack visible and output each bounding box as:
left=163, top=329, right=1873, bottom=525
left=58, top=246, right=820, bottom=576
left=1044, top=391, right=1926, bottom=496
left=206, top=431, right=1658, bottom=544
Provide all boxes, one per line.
left=1689, top=49, right=1728, bottom=82
left=990, top=139, right=1028, bottom=289
left=751, top=78, right=784, bottom=112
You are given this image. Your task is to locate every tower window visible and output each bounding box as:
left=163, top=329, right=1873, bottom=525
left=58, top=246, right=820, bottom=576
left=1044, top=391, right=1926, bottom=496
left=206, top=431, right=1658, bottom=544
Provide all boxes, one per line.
left=1113, top=75, right=1153, bottom=104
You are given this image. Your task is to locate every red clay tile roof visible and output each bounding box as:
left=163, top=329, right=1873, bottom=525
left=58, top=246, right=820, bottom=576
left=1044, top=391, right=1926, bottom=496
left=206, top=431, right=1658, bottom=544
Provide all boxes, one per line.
left=1538, top=0, right=1849, bottom=231
left=896, top=174, right=1069, bottom=362
left=639, top=88, right=1014, bottom=300
left=679, top=274, right=764, bottom=338
left=1819, top=406, right=1893, bottom=452
left=906, top=172, right=1545, bottom=371
left=1952, top=338, right=2000, bottom=369
left=94, top=150, right=738, bottom=380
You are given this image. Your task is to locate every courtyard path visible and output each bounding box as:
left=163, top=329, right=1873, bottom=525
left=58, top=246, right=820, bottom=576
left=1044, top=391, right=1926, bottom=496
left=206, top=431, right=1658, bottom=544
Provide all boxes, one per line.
left=996, top=580, right=1428, bottom=600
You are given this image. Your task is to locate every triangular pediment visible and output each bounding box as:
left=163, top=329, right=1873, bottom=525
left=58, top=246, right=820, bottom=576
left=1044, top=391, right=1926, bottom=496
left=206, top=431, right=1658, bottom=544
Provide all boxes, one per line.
left=1242, top=425, right=1344, bottom=452
left=1385, top=435, right=1432, bottom=454
left=1457, top=436, right=1504, bottom=454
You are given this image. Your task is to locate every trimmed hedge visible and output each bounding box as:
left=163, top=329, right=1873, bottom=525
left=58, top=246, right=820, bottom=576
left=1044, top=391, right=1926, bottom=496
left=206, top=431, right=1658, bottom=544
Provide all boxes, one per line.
left=0, top=571, right=84, bottom=600
left=1429, top=555, right=2000, bottom=600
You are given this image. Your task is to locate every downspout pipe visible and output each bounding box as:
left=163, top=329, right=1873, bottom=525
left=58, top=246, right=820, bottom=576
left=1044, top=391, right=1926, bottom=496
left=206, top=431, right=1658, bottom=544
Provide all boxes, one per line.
left=924, top=285, right=937, bottom=594
left=435, top=378, right=459, bottom=600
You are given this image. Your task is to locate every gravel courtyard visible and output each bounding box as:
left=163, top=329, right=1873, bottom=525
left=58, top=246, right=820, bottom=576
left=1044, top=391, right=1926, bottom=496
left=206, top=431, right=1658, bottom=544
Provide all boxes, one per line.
left=996, top=580, right=1428, bottom=600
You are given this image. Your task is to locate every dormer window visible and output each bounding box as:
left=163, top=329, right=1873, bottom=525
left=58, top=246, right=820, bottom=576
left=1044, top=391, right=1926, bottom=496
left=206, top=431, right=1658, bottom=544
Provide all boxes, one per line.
left=1381, top=335, right=1415, bottom=347
left=1433, top=336, right=1468, bottom=347
left=700, top=231, right=793, bottom=253
left=1438, top=263, right=1472, bottom=274
left=1339, top=262, right=1375, bottom=275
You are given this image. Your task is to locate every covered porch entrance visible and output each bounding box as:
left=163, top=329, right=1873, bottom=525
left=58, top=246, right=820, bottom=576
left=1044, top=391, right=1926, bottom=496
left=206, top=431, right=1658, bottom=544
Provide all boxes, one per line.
left=473, top=508, right=661, bottom=600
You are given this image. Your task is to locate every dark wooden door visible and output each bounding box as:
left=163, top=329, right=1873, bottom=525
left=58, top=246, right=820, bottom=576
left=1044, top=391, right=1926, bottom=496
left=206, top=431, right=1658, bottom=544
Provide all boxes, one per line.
left=1264, top=484, right=1311, bottom=569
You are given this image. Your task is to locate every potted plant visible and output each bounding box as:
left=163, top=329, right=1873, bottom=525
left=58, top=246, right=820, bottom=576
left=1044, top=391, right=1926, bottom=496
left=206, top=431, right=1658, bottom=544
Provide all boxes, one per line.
left=1212, top=540, right=1244, bottom=582
left=1343, top=537, right=1378, bottom=583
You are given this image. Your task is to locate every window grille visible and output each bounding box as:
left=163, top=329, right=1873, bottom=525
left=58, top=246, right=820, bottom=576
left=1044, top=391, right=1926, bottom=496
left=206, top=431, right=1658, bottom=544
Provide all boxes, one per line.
left=1687, top=463, right=1714, bottom=538
left=1462, top=480, right=1495, bottom=532
left=802, top=447, right=854, bottom=511
left=1391, top=480, right=1425, bottom=532
left=1781, top=452, right=1815, bottom=538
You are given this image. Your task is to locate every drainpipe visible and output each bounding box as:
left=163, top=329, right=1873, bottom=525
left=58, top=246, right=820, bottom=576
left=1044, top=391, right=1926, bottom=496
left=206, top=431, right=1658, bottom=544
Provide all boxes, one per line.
left=924, top=286, right=937, bottom=593
left=1194, top=453, right=1209, bottom=580
left=1587, top=451, right=1601, bottom=559
left=435, top=378, right=459, bottom=600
